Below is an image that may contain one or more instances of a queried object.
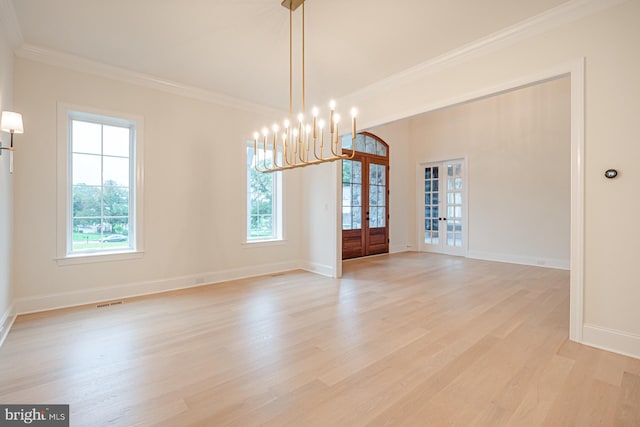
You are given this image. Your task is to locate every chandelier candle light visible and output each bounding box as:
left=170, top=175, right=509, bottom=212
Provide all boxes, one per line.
left=252, top=0, right=357, bottom=173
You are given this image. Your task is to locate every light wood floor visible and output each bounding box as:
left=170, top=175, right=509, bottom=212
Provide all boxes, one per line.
left=1, top=253, right=639, bottom=426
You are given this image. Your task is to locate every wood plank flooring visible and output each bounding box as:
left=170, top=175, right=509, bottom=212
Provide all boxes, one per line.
left=0, top=253, right=639, bottom=426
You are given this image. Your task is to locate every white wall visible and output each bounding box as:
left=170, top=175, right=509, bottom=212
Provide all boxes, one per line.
left=338, top=0, right=640, bottom=354
left=0, top=25, right=14, bottom=327
left=301, top=162, right=340, bottom=277
left=409, top=77, right=571, bottom=268
left=12, top=58, right=303, bottom=312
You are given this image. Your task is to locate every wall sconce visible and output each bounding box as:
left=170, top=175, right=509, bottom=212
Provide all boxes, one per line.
left=0, top=111, right=24, bottom=174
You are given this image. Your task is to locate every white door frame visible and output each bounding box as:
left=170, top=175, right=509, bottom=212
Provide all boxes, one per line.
left=417, top=158, right=468, bottom=257
left=334, top=59, right=584, bottom=343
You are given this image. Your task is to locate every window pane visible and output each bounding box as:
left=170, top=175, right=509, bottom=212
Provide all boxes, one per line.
left=342, top=160, right=352, bottom=183
left=355, top=134, right=365, bottom=152
left=341, top=134, right=352, bottom=150
left=377, top=208, right=385, bottom=227
left=72, top=120, right=101, bottom=154
left=425, top=168, right=431, bottom=179
left=342, top=184, right=352, bottom=207
left=352, top=207, right=362, bottom=229
left=376, top=142, right=387, bottom=156
left=103, top=185, right=129, bottom=217
left=353, top=184, right=362, bottom=206
left=101, top=217, right=130, bottom=248
left=370, top=185, right=378, bottom=205
left=72, top=153, right=101, bottom=186
left=103, top=125, right=130, bottom=157
left=378, top=186, right=385, bottom=207
left=72, top=218, right=101, bottom=251
left=103, top=156, right=130, bottom=187
left=342, top=211, right=352, bottom=230
left=247, top=145, right=279, bottom=240
left=69, top=112, right=137, bottom=255
left=73, top=185, right=101, bottom=218
left=365, top=136, right=376, bottom=154
left=370, top=207, right=378, bottom=228
left=352, top=161, right=362, bottom=183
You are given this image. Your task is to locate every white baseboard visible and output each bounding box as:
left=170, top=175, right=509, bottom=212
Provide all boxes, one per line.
left=300, top=261, right=335, bottom=278
left=0, top=302, right=16, bottom=349
left=13, top=260, right=304, bottom=315
left=390, top=244, right=413, bottom=254
left=582, top=324, right=640, bottom=360
left=467, top=250, right=570, bottom=270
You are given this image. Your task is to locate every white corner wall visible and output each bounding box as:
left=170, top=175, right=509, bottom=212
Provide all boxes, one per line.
left=12, top=58, right=304, bottom=313
left=410, top=77, right=571, bottom=268
left=0, top=24, right=14, bottom=333
left=339, top=0, right=640, bottom=357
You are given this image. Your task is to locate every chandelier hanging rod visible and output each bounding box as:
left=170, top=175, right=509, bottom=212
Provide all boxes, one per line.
left=251, top=0, right=359, bottom=173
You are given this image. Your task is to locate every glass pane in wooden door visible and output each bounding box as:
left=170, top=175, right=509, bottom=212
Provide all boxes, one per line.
left=424, top=166, right=439, bottom=244
left=446, top=162, right=463, bottom=247
left=368, top=163, right=386, bottom=228
left=342, top=160, right=362, bottom=230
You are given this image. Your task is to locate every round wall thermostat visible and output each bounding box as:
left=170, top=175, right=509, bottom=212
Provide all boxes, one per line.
left=604, top=169, right=618, bottom=179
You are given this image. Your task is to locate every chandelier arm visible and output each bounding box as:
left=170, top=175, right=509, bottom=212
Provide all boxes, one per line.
left=253, top=140, right=265, bottom=172
left=257, top=153, right=348, bottom=173
left=272, top=138, right=280, bottom=168
left=330, top=133, right=341, bottom=157
left=298, top=137, right=305, bottom=163
left=312, top=136, right=323, bottom=161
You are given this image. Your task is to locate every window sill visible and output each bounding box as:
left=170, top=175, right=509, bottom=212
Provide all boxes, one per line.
left=242, top=239, right=287, bottom=248
left=56, top=250, right=144, bottom=266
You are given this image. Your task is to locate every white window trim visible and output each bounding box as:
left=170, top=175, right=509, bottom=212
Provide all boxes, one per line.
left=244, top=141, right=283, bottom=244
left=56, top=102, right=144, bottom=265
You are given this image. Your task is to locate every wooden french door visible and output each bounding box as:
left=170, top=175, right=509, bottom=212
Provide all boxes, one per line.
left=342, top=133, right=389, bottom=260
left=419, top=159, right=466, bottom=256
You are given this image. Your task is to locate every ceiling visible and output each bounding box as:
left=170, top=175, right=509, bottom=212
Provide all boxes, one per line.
left=11, top=0, right=571, bottom=110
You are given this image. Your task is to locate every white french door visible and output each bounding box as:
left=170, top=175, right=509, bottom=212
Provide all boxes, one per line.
left=419, top=159, right=466, bottom=256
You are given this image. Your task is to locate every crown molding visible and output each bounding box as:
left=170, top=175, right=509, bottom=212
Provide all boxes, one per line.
left=342, top=0, right=629, bottom=103
left=0, top=0, right=23, bottom=49
left=14, top=43, right=286, bottom=117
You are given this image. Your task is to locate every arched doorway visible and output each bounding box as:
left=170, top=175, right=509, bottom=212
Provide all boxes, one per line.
left=341, top=132, right=389, bottom=259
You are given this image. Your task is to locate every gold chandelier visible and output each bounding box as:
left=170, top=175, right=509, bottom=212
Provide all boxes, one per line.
left=252, top=0, right=357, bottom=173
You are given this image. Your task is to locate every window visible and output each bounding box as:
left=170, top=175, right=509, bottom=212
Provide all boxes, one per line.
left=246, top=143, right=282, bottom=241
left=57, top=104, right=144, bottom=263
